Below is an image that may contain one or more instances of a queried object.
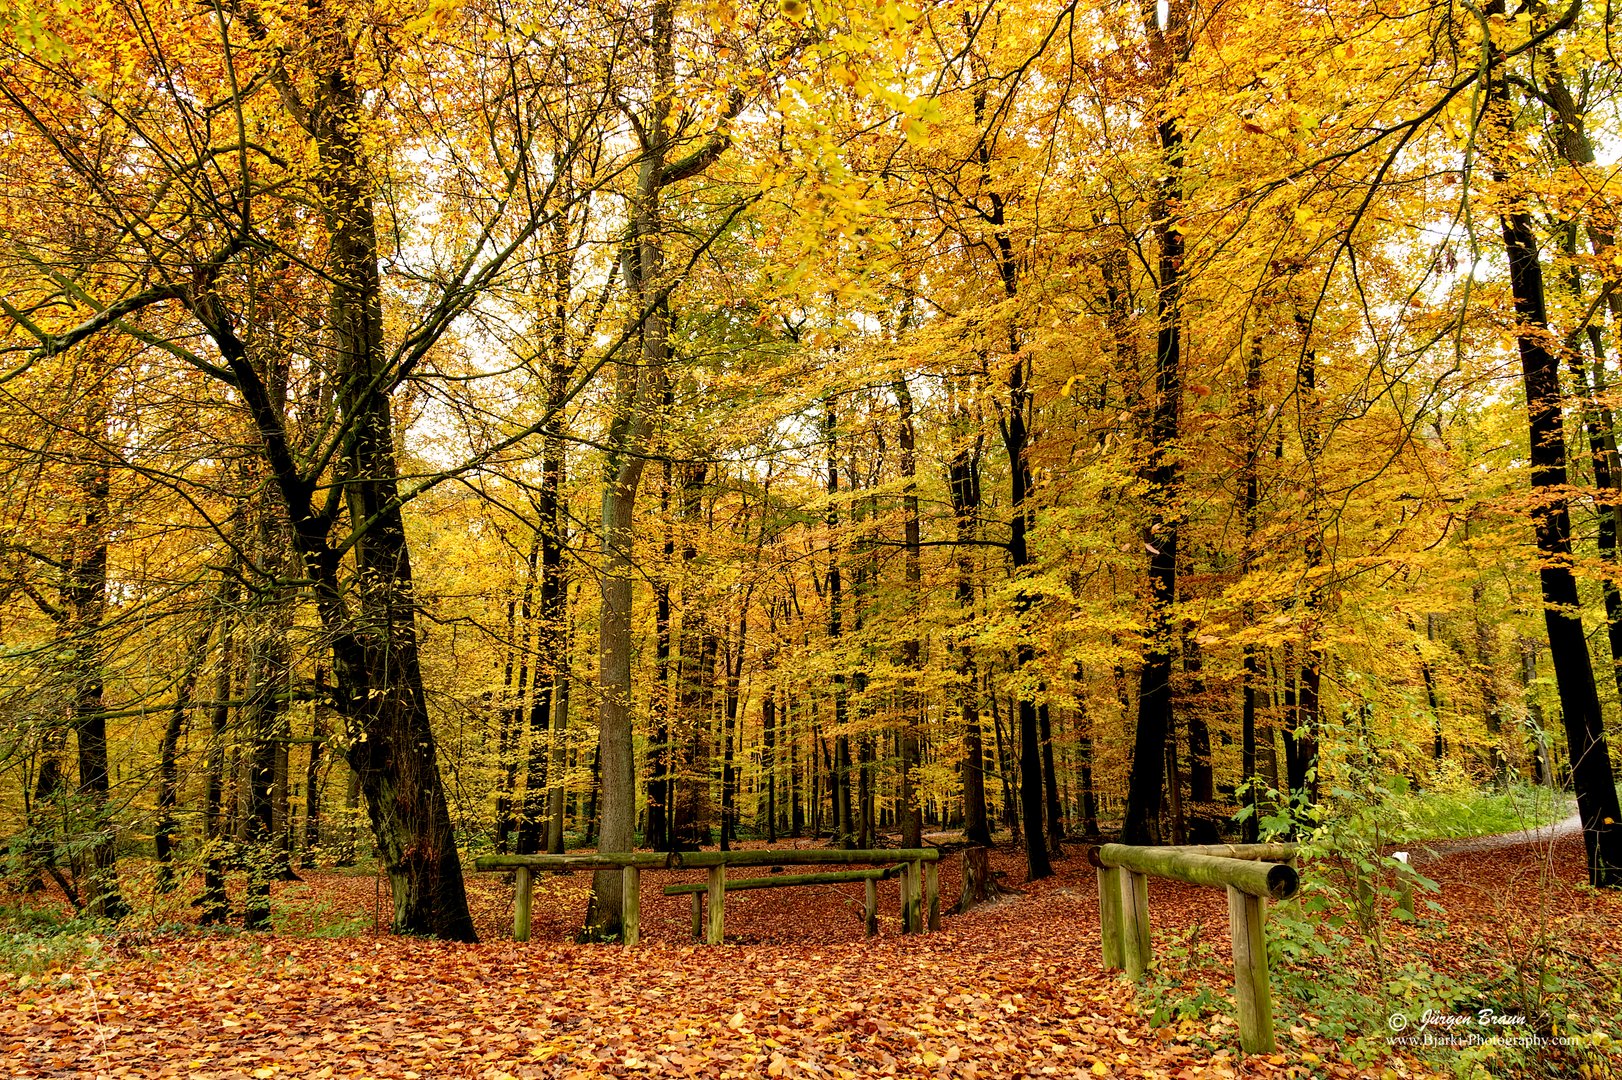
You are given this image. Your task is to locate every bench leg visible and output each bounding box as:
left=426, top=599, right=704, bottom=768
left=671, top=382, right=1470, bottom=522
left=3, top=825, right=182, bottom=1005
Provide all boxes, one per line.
left=514, top=866, right=533, bottom=943
left=622, top=866, right=640, bottom=947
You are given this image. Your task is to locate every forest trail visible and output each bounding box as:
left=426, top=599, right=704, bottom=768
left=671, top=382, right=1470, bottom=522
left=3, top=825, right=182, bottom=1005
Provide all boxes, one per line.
left=4, top=830, right=1618, bottom=1079
left=1406, top=812, right=1582, bottom=863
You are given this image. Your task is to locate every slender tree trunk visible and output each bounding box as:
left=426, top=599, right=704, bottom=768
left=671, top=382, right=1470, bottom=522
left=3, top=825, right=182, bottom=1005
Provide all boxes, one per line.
left=156, top=624, right=213, bottom=891
left=1039, top=702, right=1065, bottom=853
left=949, top=398, right=990, bottom=845
left=302, top=669, right=329, bottom=867
left=1182, top=633, right=1215, bottom=842
left=201, top=574, right=237, bottom=923
left=894, top=377, right=924, bottom=848
left=647, top=456, right=675, bottom=851
left=1240, top=338, right=1264, bottom=842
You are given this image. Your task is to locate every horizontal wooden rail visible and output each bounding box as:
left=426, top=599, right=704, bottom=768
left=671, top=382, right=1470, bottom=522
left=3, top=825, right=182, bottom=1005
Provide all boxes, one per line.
left=480, top=847, right=942, bottom=946
left=667, top=848, right=940, bottom=868
left=1165, top=843, right=1298, bottom=863
left=1092, top=844, right=1298, bottom=901
left=663, top=865, right=904, bottom=894
left=475, top=853, right=669, bottom=871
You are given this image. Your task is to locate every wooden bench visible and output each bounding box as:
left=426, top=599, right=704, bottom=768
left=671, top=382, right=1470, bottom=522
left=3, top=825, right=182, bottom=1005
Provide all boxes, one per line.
left=1090, top=842, right=1300, bottom=1054
left=475, top=847, right=942, bottom=947
left=663, top=864, right=907, bottom=938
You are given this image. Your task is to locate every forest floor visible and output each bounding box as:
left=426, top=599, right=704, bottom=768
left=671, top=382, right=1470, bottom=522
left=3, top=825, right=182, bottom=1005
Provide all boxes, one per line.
left=2, top=821, right=1618, bottom=1080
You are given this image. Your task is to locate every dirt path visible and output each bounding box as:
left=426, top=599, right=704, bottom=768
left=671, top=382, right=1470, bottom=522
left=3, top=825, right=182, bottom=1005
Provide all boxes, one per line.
left=1405, top=811, right=1581, bottom=864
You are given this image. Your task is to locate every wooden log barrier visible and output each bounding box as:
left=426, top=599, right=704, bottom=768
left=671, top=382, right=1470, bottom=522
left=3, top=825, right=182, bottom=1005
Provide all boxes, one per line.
left=1089, top=843, right=1300, bottom=1055
left=480, top=848, right=942, bottom=946
left=865, top=878, right=879, bottom=936
left=1095, top=844, right=1299, bottom=901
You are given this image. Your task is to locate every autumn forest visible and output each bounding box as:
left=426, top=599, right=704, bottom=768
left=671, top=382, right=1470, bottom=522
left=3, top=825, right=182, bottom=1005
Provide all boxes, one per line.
left=1, top=0, right=1620, bottom=1074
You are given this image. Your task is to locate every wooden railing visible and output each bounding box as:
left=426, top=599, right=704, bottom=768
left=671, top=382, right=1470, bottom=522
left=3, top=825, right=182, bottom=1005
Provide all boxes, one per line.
left=1090, top=842, right=1300, bottom=1054
left=475, top=847, right=942, bottom=946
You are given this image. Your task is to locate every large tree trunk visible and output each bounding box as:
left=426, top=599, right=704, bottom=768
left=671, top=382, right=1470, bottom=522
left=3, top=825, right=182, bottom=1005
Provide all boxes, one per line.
left=1486, top=9, right=1622, bottom=884
left=65, top=368, right=125, bottom=921
left=289, top=21, right=475, bottom=938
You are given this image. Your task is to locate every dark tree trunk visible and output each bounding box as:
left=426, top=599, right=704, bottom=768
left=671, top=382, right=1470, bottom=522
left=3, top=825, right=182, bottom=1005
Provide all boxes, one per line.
left=519, top=305, right=571, bottom=855
left=1121, top=0, right=1188, bottom=846
left=201, top=573, right=237, bottom=924
left=951, top=431, right=991, bottom=846
left=895, top=377, right=924, bottom=848
left=1039, top=702, right=1065, bottom=854
left=64, top=379, right=125, bottom=921
left=156, top=624, right=212, bottom=892
left=1071, top=664, right=1101, bottom=839
left=720, top=610, right=746, bottom=849
left=1182, top=633, right=1216, bottom=842
left=1486, top=10, right=1622, bottom=884
left=647, top=456, right=675, bottom=851
left=1240, top=339, right=1263, bottom=843
left=989, top=688, right=1019, bottom=840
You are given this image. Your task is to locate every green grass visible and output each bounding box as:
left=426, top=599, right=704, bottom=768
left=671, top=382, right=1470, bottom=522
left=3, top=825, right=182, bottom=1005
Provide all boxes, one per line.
left=0, top=903, right=112, bottom=976
left=1375, top=776, right=1573, bottom=844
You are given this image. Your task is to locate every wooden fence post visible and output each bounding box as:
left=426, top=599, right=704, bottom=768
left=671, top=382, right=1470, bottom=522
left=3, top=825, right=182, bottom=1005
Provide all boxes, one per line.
left=1227, top=886, right=1274, bottom=1053
left=622, top=866, right=640, bottom=947
left=514, top=866, right=533, bottom=943
left=864, top=878, right=878, bottom=936
left=1120, top=869, right=1150, bottom=980
left=1097, top=865, right=1123, bottom=970
left=690, top=892, right=704, bottom=941
left=706, top=865, right=726, bottom=945
left=924, top=861, right=940, bottom=931
left=905, top=859, right=923, bottom=933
